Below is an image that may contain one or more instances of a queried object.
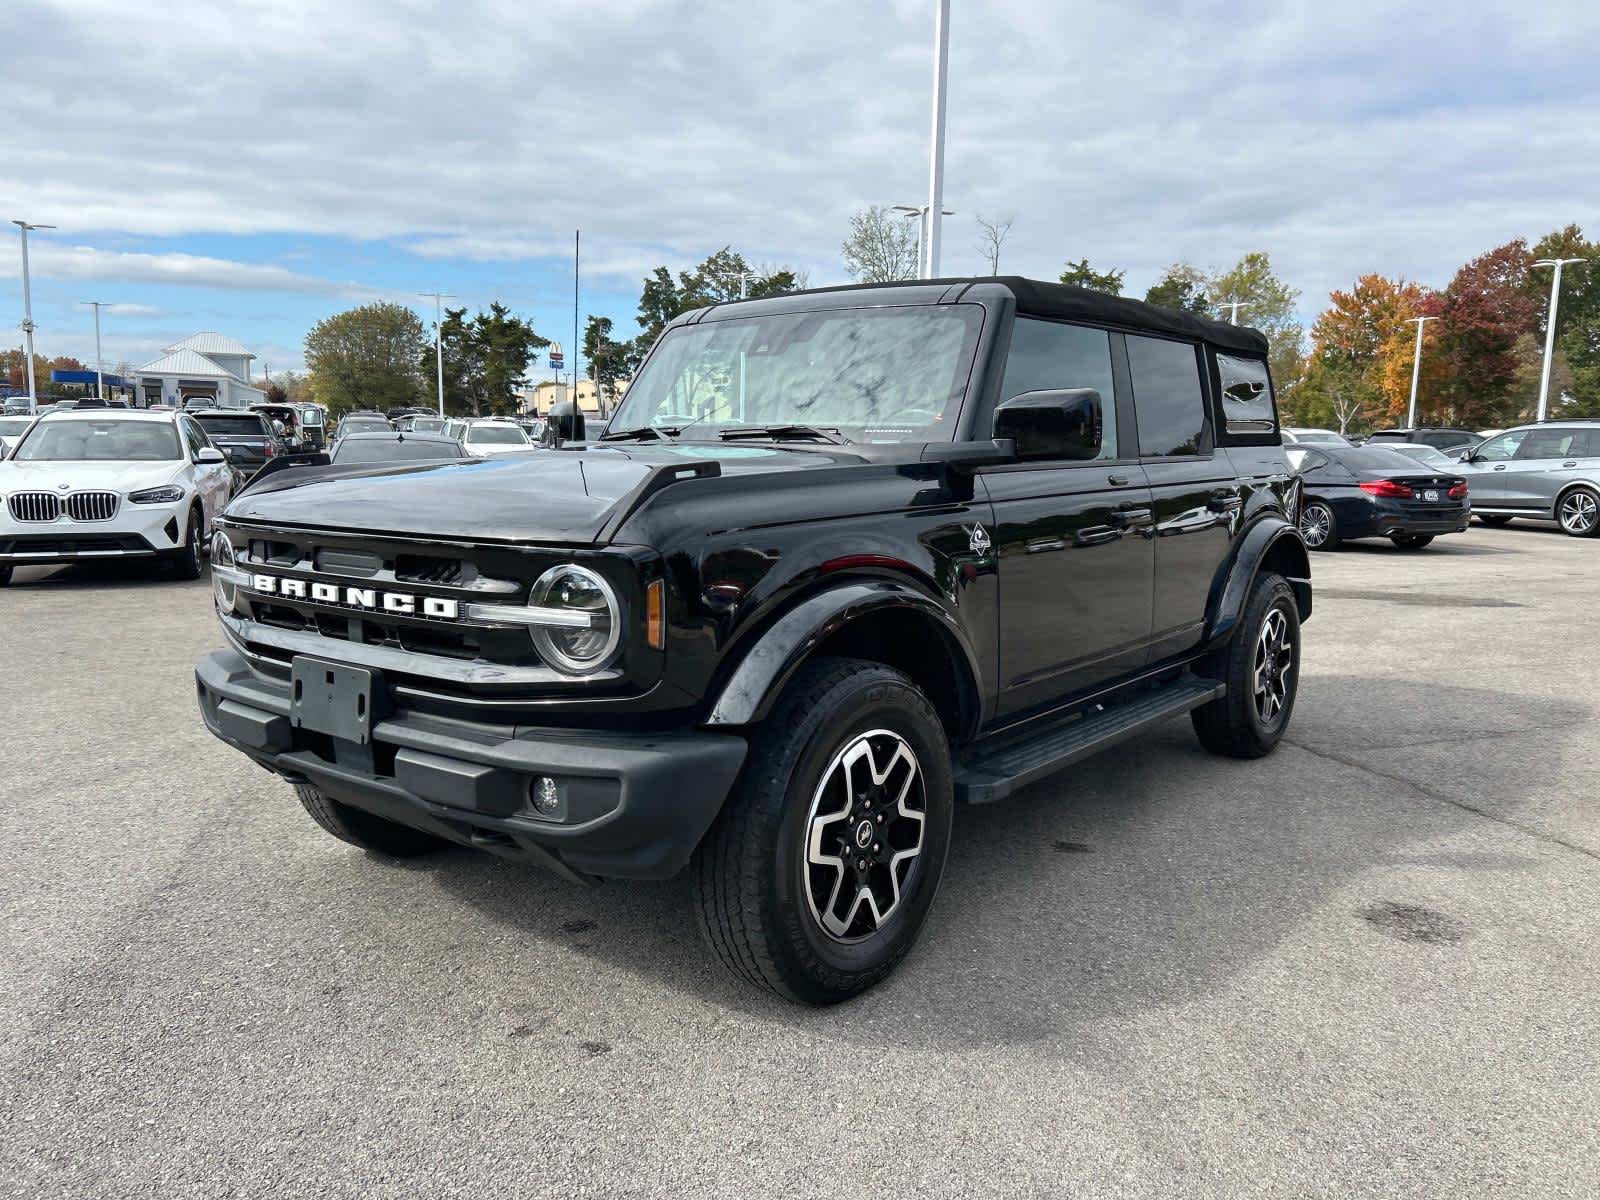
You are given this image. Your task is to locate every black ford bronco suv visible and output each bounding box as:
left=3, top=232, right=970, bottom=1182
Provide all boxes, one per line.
left=196, top=277, right=1310, bottom=1004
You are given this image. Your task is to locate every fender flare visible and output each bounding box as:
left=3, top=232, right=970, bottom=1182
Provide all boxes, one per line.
left=704, top=580, right=984, bottom=731
left=1205, top=516, right=1311, bottom=646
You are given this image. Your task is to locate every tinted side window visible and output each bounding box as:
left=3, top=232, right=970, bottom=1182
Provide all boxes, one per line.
left=1420, top=430, right=1467, bottom=449
left=179, top=417, right=206, bottom=457
left=1516, top=429, right=1577, bottom=459
left=998, top=318, right=1118, bottom=459
left=1215, top=353, right=1275, bottom=437
left=1127, top=335, right=1209, bottom=457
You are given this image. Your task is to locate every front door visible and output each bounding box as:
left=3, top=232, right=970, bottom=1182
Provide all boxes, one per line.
left=981, top=317, right=1155, bottom=718
left=1460, top=429, right=1528, bottom=507
left=1124, top=334, right=1237, bottom=660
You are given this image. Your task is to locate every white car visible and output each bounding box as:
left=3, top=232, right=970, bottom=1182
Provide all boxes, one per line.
left=1282, top=426, right=1352, bottom=446
left=0, top=409, right=234, bottom=585
left=459, top=418, right=534, bottom=456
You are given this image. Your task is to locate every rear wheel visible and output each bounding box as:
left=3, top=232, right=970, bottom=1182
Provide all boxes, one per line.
left=1192, top=572, right=1300, bottom=759
left=1299, top=500, right=1339, bottom=550
left=1558, top=487, right=1600, bottom=537
left=1390, top=534, right=1434, bottom=549
left=1476, top=514, right=1514, bottom=527
left=692, top=657, right=954, bottom=1005
left=295, top=784, right=446, bottom=856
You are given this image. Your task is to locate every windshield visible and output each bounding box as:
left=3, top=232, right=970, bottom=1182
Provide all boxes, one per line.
left=195, top=415, right=267, bottom=436
left=1390, top=445, right=1455, bottom=467
left=608, top=304, right=983, bottom=443
left=1336, top=447, right=1435, bottom=472
left=0, top=417, right=32, bottom=436
left=340, top=418, right=390, bottom=434
left=408, top=417, right=446, bottom=432
left=333, top=438, right=463, bottom=464
left=465, top=425, right=529, bottom=445
left=15, top=419, right=182, bottom=461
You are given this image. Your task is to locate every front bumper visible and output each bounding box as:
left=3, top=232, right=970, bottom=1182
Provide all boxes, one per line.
left=0, top=499, right=190, bottom=564
left=195, top=648, right=747, bottom=881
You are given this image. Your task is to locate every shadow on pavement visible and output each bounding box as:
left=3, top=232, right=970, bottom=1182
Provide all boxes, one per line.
left=422, top=675, right=1586, bottom=1046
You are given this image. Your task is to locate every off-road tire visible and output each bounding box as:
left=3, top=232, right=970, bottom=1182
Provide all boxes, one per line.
left=295, top=783, right=446, bottom=856
left=167, top=505, right=204, bottom=580
left=1390, top=534, right=1434, bottom=549
left=1191, top=572, right=1300, bottom=759
left=1299, top=499, right=1339, bottom=550
left=1475, top=514, right=1513, bottom=527
left=692, top=657, right=954, bottom=1005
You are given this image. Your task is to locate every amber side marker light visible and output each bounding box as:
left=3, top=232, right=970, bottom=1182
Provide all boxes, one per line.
left=646, top=579, right=665, bottom=649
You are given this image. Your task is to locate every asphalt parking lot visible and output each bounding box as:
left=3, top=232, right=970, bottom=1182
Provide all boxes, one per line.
left=2, top=524, right=1598, bottom=1198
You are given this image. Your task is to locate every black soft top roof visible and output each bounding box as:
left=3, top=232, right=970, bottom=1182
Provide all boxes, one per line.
left=765, top=276, right=1270, bottom=357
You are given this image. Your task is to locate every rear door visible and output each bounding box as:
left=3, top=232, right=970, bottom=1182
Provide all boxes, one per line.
left=1126, top=334, right=1237, bottom=662
left=982, top=317, right=1154, bottom=717
left=1503, top=427, right=1580, bottom=510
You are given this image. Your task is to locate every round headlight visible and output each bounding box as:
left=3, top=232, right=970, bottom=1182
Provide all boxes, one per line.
left=528, top=564, right=620, bottom=673
left=211, top=531, right=237, bottom=612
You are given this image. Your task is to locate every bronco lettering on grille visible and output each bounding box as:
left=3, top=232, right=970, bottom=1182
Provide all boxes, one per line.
left=249, top=573, right=459, bottom=619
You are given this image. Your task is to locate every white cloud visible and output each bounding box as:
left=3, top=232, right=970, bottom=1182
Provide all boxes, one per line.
left=0, top=243, right=382, bottom=298
left=2, top=0, right=1598, bottom=323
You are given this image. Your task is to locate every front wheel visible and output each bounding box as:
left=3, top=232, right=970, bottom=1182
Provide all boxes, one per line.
left=692, top=658, right=954, bottom=1005
left=1391, top=534, right=1434, bottom=549
left=1192, top=572, right=1301, bottom=759
left=1299, top=500, right=1339, bottom=550
left=167, top=506, right=204, bottom=579
left=1558, top=487, right=1600, bottom=537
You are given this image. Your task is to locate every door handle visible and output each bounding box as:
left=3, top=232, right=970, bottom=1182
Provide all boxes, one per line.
left=1107, top=474, right=1131, bottom=486
left=1562, top=461, right=1578, bottom=468
left=1493, top=465, right=1507, bottom=471
left=1208, top=489, right=1243, bottom=512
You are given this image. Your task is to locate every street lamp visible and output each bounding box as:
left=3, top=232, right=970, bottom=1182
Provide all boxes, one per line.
left=893, top=204, right=954, bottom=281
left=419, top=291, right=454, bottom=417
left=82, top=300, right=108, bottom=399
left=1405, top=315, right=1438, bottom=429
left=11, top=219, right=57, bottom=412
left=1532, top=257, right=1586, bottom=422
left=1214, top=299, right=1249, bottom=324
left=923, top=0, right=951, bottom=279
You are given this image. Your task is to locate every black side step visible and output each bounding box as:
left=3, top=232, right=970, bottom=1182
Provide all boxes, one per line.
left=954, top=675, right=1225, bottom=805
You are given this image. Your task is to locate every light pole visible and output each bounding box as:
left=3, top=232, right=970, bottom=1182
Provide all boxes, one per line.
left=11, top=219, right=56, bottom=412
left=420, top=291, right=453, bottom=416
left=1532, top=257, right=1586, bottom=422
left=923, top=0, right=951, bottom=279
left=1214, top=299, right=1249, bottom=324
left=1404, top=315, right=1438, bottom=429
left=82, top=300, right=108, bottom=399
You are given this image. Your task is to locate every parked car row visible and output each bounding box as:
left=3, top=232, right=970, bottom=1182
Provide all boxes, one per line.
left=1288, top=418, right=1600, bottom=547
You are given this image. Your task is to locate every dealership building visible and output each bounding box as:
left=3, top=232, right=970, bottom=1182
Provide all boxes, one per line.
left=134, top=332, right=265, bottom=409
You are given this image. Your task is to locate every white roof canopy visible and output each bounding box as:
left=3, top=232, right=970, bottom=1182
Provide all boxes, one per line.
left=163, top=331, right=255, bottom=359
left=136, top=348, right=243, bottom=378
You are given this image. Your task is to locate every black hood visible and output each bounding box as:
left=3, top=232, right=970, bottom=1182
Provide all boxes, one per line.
left=222, top=442, right=857, bottom=544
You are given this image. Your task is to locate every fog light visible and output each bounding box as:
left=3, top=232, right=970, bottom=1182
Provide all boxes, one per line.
left=532, top=776, right=561, bottom=814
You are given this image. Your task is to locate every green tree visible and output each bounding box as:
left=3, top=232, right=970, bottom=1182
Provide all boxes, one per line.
left=584, top=315, right=638, bottom=413
left=842, top=206, right=920, bottom=284
left=1526, top=225, right=1600, bottom=415
left=1207, top=252, right=1305, bottom=397
left=1144, top=263, right=1209, bottom=314
left=426, top=303, right=549, bottom=416
left=305, top=302, right=427, bottom=416
left=1059, top=258, right=1125, bottom=295
left=634, top=248, right=800, bottom=347
left=1433, top=240, right=1539, bottom=426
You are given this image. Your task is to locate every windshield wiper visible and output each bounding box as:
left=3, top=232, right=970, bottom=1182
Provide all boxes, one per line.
left=717, top=424, right=848, bottom=445
left=600, top=425, right=676, bottom=442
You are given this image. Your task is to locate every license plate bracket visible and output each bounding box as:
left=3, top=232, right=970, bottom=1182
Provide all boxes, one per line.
left=290, top=657, right=382, bottom=744
left=1423, top=488, right=1440, bottom=502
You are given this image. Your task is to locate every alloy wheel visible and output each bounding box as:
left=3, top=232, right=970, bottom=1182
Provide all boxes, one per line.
left=1559, top=490, right=1598, bottom=535
left=803, top=730, right=927, bottom=943
left=1253, top=607, right=1293, bottom=724
left=1299, top=503, right=1331, bottom=548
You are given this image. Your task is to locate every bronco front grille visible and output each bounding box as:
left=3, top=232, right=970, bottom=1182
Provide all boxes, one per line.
left=8, top=492, right=61, bottom=522
left=65, top=491, right=119, bottom=522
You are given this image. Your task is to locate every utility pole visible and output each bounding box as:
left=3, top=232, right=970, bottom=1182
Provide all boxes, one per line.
left=11, top=219, right=56, bottom=412
left=1405, top=315, right=1438, bottom=429
left=1532, top=257, right=1586, bottom=422
left=923, top=0, right=951, bottom=278
left=1215, top=299, right=1249, bottom=324
left=82, top=300, right=108, bottom=398
left=420, top=291, right=453, bottom=416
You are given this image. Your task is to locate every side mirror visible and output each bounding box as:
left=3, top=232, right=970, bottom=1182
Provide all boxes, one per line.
left=992, top=388, right=1102, bottom=461
left=196, top=447, right=226, bottom=465
left=549, top=400, right=586, bottom=443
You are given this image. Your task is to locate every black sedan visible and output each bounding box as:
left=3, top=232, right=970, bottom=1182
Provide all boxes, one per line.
left=329, top=431, right=470, bottom=465
left=1288, top=443, right=1470, bottom=550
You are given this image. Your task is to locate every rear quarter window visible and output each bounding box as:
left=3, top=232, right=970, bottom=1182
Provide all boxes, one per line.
left=1214, top=352, right=1277, bottom=441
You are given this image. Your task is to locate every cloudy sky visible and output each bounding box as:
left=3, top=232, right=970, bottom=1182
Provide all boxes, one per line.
left=2, top=0, right=1596, bottom=378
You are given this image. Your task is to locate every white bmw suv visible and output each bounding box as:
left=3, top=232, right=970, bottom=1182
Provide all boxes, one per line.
left=0, top=408, right=234, bottom=585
